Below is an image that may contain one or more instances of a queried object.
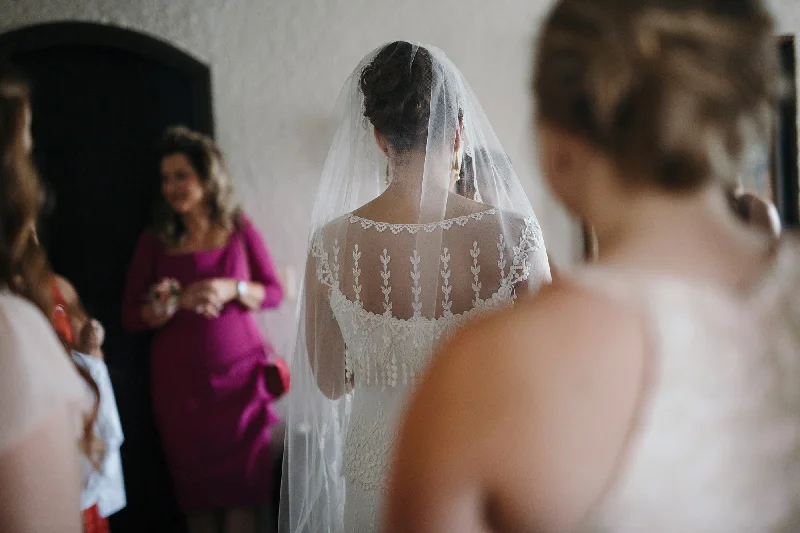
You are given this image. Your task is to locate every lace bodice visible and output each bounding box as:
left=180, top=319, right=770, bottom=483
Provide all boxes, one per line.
left=312, top=208, right=545, bottom=390
left=575, top=240, right=800, bottom=532
left=280, top=42, right=555, bottom=533
left=309, top=208, right=547, bottom=531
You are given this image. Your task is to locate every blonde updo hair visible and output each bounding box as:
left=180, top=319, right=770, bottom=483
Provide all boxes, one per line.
left=534, top=0, right=785, bottom=191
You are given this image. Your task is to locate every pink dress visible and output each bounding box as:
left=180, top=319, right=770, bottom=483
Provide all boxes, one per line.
left=122, top=215, right=283, bottom=510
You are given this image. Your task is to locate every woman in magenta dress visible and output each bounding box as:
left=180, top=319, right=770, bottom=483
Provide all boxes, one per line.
left=122, top=126, right=283, bottom=533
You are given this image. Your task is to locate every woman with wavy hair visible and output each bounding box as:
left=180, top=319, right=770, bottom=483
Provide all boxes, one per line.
left=122, top=126, right=284, bottom=533
left=0, top=61, right=91, bottom=532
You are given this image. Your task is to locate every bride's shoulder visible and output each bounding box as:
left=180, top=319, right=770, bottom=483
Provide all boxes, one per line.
left=470, top=207, right=543, bottom=246
left=309, top=216, right=352, bottom=242
left=445, top=194, right=536, bottom=227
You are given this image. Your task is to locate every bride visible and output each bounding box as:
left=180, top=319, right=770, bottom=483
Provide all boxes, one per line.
left=280, top=41, right=551, bottom=533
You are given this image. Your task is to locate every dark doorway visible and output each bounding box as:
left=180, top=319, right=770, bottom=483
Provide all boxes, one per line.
left=0, top=22, right=214, bottom=533
left=774, top=35, right=798, bottom=228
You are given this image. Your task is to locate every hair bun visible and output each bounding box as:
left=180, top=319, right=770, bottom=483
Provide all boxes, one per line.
left=360, top=41, right=434, bottom=150
left=535, top=0, right=782, bottom=191
left=364, top=60, right=405, bottom=98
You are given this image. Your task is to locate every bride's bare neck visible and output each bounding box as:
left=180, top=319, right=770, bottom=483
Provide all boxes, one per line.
left=355, top=150, right=446, bottom=222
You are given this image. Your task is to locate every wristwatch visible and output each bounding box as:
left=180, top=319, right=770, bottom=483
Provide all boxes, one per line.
left=237, top=280, right=248, bottom=300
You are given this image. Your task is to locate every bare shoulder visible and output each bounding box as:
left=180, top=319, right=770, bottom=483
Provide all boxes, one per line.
left=389, top=280, right=648, bottom=532
left=422, top=280, right=644, bottom=401
left=444, top=191, right=493, bottom=217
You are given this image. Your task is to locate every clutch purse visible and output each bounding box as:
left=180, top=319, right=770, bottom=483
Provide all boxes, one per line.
left=148, top=279, right=181, bottom=316
left=265, top=357, right=290, bottom=399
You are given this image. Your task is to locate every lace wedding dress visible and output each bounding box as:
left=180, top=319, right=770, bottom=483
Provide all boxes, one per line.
left=309, top=209, right=545, bottom=530
left=280, top=42, right=551, bottom=533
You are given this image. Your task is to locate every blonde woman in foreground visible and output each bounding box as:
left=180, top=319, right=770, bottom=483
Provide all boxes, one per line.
left=386, top=1, right=800, bottom=532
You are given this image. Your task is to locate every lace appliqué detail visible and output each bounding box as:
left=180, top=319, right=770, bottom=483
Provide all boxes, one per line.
left=507, top=216, right=541, bottom=287
left=380, top=249, right=392, bottom=316
left=471, top=242, right=482, bottom=306
left=313, top=215, right=546, bottom=503
left=348, top=208, right=497, bottom=234
left=498, top=216, right=542, bottom=295
left=342, top=397, right=392, bottom=496
left=410, top=250, right=423, bottom=319
left=441, top=248, right=453, bottom=317
left=311, top=234, right=336, bottom=289
left=352, top=244, right=362, bottom=305
left=312, top=215, right=545, bottom=392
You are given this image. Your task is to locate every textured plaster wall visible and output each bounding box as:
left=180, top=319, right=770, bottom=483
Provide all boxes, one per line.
left=3, top=0, right=799, bottom=355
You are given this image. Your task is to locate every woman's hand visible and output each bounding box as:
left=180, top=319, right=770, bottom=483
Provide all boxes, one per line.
left=181, top=279, right=237, bottom=318
left=77, top=319, right=105, bottom=359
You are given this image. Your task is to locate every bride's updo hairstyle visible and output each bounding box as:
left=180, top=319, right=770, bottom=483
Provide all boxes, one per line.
left=360, top=41, right=435, bottom=151
left=534, top=0, right=784, bottom=191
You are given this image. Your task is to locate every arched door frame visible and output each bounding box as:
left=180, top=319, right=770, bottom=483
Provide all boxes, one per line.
left=0, top=21, right=214, bottom=136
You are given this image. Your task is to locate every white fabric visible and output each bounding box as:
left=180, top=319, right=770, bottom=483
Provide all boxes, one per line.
left=573, top=238, right=800, bottom=533
left=322, top=211, right=542, bottom=532
left=280, top=42, right=550, bottom=533
left=0, top=292, right=86, bottom=453
left=72, top=352, right=126, bottom=518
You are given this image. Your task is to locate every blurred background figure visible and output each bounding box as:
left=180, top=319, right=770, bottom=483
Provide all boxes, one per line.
left=122, top=127, right=284, bottom=533
left=0, top=61, right=90, bottom=533
left=27, top=179, right=127, bottom=533
left=387, top=1, right=800, bottom=533
left=50, top=270, right=126, bottom=533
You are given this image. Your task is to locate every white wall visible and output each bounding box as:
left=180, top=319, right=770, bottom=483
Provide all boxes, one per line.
left=3, top=0, right=799, bottom=355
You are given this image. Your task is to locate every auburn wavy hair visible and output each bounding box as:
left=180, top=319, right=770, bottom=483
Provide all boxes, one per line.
left=0, top=61, right=102, bottom=468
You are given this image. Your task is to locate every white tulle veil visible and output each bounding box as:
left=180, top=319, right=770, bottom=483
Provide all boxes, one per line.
left=279, top=41, right=550, bottom=533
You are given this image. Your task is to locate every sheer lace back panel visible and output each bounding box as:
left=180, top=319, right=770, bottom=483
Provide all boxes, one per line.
left=310, top=208, right=544, bottom=530
left=573, top=239, right=800, bottom=533
left=312, top=209, right=543, bottom=389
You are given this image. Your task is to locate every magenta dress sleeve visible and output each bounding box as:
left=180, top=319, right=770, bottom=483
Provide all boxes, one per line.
left=240, top=216, right=284, bottom=310
left=122, top=232, right=160, bottom=332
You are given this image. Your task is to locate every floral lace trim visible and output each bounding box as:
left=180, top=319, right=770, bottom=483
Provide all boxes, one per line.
left=311, top=215, right=544, bottom=393
left=312, top=216, right=543, bottom=299
left=347, top=208, right=497, bottom=234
